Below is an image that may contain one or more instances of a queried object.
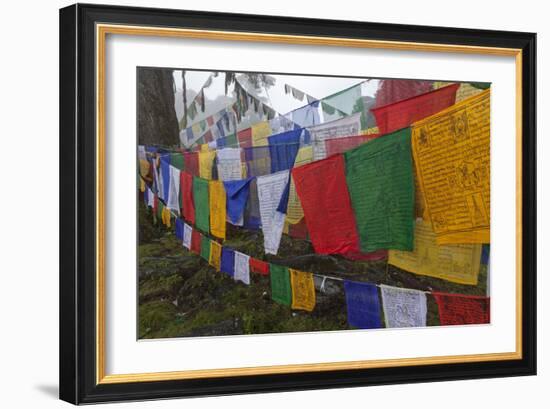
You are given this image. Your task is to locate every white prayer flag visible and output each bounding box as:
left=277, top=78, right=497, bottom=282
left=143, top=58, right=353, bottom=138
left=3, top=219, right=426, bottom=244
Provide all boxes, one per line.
left=257, top=170, right=289, bottom=255
left=233, top=251, right=250, bottom=285
left=216, top=148, right=242, bottom=181
left=166, top=165, right=181, bottom=213
left=147, top=187, right=155, bottom=208
left=138, top=145, right=146, bottom=160
left=308, top=112, right=362, bottom=161
left=380, top=284, right=427, bottom=328
left=152, top=158, right=161, bottom=199
left=183, top=223, right=193, bottom=249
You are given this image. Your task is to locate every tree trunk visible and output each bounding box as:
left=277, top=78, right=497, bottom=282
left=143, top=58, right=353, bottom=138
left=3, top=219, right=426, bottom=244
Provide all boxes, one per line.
left=137, top=68, right=180, bottom=147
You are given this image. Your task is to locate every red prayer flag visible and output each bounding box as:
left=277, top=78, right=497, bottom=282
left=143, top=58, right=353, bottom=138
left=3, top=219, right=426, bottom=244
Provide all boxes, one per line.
left=432, top=292, right=490, bottom=325
left=374, top=79, right=434, bottom=108
left=203, top=129, right=213, bottom=143
left=237, top=128, right=253, bottom=149
left=180, top=171, right=195, bottom=224
left=325, top=133, right=379, bottom=157
left=183, top=152, right=200, bottom=176
left=372, top=84, right=460, bottom=135
left=292, top=154, right=361, bottom=255
left=250, top=257, right=269, bottom=275
left=191, top=229, right=202, bottom=254
left=288, top=219, right=309, bottom=240
left=207, top=116, right=214, bottom=127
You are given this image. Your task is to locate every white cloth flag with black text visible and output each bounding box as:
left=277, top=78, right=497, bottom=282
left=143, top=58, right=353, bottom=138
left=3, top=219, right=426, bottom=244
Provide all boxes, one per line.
left=166, top=165, right=181, bottom=213
left=257, top=170, right=289, bottom=255
left=233, top=251, right=250, bottom=285
left=182, top=223, right=193, bottom=250
left=380, top=284, right=427, bottom=328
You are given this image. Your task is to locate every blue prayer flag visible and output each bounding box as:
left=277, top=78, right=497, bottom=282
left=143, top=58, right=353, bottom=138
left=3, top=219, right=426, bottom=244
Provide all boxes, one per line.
left=220, top=247, right=235, bottom=277
left=268, top=129, right=301, bottom=173
left=186, top=127, right=194, bottom=143
left=160, top=155, right=171, bottom=202
left=223, top=178, right=253, bottom=224
left=175, top=218, right=184, bottom=241
left=343, top=281, right=382, bottom=329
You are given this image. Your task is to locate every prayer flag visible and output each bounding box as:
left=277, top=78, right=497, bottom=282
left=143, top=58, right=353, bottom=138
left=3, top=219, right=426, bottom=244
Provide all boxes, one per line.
left=190, top=229, right=202, bottom=254
left=166, top=165, right=181, bottom=213
left=325, top=133, right=379, bottom=157
left=162, top=206, right=171, bottom=227
left=244, top=146, right=271, bottom=177
left=285, top=146, right=313, bottom=224
left=198, top=150, right=216, bottom=180
left=309, top=113, right=362, bottom=161
left=270, top=264, right=292, bottom=306
left=175, top=218, right=184, bottom=241
left=183, top=152, right=200, bottom=176
left=372, top=84, right=459, bottom=135
left=209, top=180, right=226, bottom=239
left=374, top=79, right=434, bottom=108
left=290, top=269, right=316, bottom=312
left=224, top=178, right=252, bottom=225
left=380, top=285, right=427, bottom=328
left=220, top=247, right=235, bottom=277
left=234, top=251, right=250, bottom=285
left=268, top=128, right=302, bottom=173
left=216, top=148, right=242, bottom=181
left=160, top=155, right=171, bottom=202
left=388, top=220, right=482, bottom=285
left=411, top=89, right=490, bottom=244
left=292, top=154, right=360, bottom=255
left=343, top=281, right=382, bottom=329
left=250, top=257, right=269, bottom=275
left=251, top=121, right=272, bottom=147
left=237, top=128, right=253, bottom=148
left=344, top=128, right=415, bottom=252
left=257, top=170, right=290, bottom=254
left=193, top=177, right=210, bottom=233
left=170, top=152, right=185, bottom=170
left=183, top=223, right=193, bottom=249
left=180, top=171, right=195, bottom=224
left=209, top=240, right=222, bottom=271
left=200, top=235, right=211, bottom=261
left=432, top=293, right=490, bottom=325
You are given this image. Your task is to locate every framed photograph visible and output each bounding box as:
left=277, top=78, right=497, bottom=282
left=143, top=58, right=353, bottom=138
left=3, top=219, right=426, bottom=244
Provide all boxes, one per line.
left=59, top=3, right=536, bottom=404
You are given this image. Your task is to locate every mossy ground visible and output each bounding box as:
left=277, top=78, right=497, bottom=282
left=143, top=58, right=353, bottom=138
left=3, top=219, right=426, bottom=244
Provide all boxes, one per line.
left=138, top=201, right=487, bottom=339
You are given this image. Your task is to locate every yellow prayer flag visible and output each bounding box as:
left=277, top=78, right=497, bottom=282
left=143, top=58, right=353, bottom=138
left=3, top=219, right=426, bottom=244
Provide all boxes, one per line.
left=286, top=146, right=313, bottom=224
left=412, top=89, right=490, bottom=244
left=360, top=126, right=380, bottom=135
left=192, top=123, right=201, bottom=135
left=290, top=269, right=316, bottom=312
left=139, top=159, right=150, bottom=178
left=199, top=150, right=216, bottom=180
left=209, top=240, right=222, bottom=271
left=162, top=206, right=171, bottom=227
left=209, top=180, right=226, bottom=239
left=200, top=144, right=209, bottom=152
left=389, top=220, right=482, bottom=285
left=251, top=121, right=272, bottom=147
left=140, top=177, right=145, bottom=193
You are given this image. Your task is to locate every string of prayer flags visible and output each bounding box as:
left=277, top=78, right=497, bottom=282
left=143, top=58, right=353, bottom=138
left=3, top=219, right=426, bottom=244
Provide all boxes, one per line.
left=200, top=235, right=211, bottom=261
left=309, top=113, right=363, bottom=161
left=233, top=251, right=251, bottom=285
left=193, top=176, right=210, bottom=233
left=290, top=269, right=316, bottom=312
left=257, top=170, right=290, bottom=254
left=183, top=152, right=200, bottom=176
left=182, top=222, right=193, bottom=249
left=166, top=165, right=181, bottom=212
left=175, top=218, right=184, bottom=241
left=237, top=128, right=253, bottom=149
left=432, top=293, right=490, bottom=325
left=344, top=128, right=415, bottom=252
left=249, top=257, right=269, bottom=275
left=388, top=220, right=482, bottom=285
left=374, top=79, right=434, bottom=109
left=209, top=180, right=226, bottom=239
left=220, top=247, right=235, bottom=277
left=412, top=89, right=490, bottom=244
left=380, top=285, right=427, bottom=328
left=180, top=171, right=195, bottom=224
left=325, top=133, right=379, bottom=157
left=198, top=150, right=216, bottom=180
left=270, top=264, right=292, bottom=306
left=343, top=281, right=382, bottom=329
left=268, top=128, right=302, bottom=173
left=216, top=148, right=243, bottom=181
left=251, top=121, right=272, bottom=147
left=223, top=178, right=252, bottom=225
left=190, top=229, right=202, bottom=254
left=372, top=84, right=459, bottom=135
left=209, top=240, right=222, bottom=271
left=292, top=154, right=361, bottom=255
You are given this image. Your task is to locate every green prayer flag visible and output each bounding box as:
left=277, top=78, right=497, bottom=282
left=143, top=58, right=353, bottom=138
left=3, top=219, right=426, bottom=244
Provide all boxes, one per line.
left=270, top=264, right=292, bottom=306
left=344, top=128, right=414, bottom=252
left=156, top=200, right=164, bottom=224
left=193, top=176, right=210, bottom=233
left=225, top=132, right=238, bottom=147
left=200, top=235, right=211, bottom=261
left=170, top=153, right=185, bottom=170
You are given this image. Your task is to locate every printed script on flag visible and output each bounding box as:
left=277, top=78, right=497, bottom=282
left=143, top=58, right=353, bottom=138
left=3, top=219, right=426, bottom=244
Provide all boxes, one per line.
left=388, top=220, right=482, bottom=285
left=412, top=89, right=490, bottom=244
